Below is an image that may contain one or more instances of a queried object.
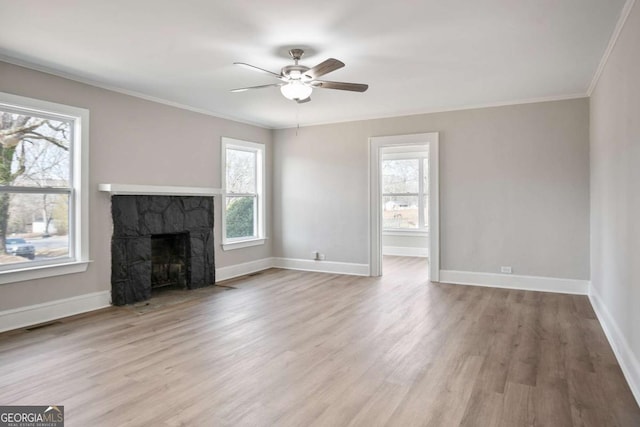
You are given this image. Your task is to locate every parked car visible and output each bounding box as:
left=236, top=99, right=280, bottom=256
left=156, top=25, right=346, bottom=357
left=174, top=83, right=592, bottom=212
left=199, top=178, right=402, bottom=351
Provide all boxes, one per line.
left=5, top=238, right=35, bottom=260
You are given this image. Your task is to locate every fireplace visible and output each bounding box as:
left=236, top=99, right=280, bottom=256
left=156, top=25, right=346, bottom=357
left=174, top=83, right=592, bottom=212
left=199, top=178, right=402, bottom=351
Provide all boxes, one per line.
left=110, top=195, right=215, bottom=306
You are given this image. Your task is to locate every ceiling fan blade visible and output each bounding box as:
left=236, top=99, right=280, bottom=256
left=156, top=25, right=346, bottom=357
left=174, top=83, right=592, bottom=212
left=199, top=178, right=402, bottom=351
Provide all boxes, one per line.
left=304, top=58, right=345, bottom=79
left=234, top=62, right=282, bottom=79
left=230, top=83, right=283, bottom=92
left=311, top=80, right=369, bottom=92
left=296, top=97, right=311, bottom=104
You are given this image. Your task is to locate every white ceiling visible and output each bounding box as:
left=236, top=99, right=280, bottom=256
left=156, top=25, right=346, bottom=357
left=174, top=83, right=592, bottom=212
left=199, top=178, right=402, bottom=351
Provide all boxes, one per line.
left=0, top=0, right=627, bottom=129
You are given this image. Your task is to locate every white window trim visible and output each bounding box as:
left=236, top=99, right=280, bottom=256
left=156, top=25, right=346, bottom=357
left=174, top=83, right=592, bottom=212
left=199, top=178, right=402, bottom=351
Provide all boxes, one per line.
left=382, top=152, right=429, bottom=232
left=221, top=237, right=267, bottom=251
left=221, top=137, right=265, bottom=251
left=0, top=92, right=90, bottom=284
left=383, top=229, right=429, bottom=237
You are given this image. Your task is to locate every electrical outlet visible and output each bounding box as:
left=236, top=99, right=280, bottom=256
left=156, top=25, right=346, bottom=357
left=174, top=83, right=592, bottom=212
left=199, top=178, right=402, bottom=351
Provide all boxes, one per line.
left=501, top=266, right=512, bottom=274
left=318, top=253, right=326, bottom=261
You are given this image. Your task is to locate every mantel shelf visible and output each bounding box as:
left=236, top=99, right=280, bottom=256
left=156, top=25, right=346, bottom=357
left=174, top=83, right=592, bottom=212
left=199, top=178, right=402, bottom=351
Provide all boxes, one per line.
left=98, top=183, right=222, bottom=197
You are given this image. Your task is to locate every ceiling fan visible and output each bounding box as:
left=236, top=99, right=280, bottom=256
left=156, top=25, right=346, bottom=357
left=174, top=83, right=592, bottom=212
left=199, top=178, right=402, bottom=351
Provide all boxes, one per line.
left=231, top=48, right=368, bottom=103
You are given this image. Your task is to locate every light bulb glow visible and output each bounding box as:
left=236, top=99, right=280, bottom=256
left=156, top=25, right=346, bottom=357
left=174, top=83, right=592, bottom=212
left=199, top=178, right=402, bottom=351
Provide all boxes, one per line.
left=280, top=81, right=313, bottom=101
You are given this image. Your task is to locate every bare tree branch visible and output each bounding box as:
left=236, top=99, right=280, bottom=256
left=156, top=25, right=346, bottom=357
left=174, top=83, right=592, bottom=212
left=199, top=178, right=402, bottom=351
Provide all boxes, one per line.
left=0, top=121, right=45, bottom=148
left=44, top=120, right=68, bottom=138
left=22, top=134, right=69, bottom=151
left=10, top=143, right=26, bottom=181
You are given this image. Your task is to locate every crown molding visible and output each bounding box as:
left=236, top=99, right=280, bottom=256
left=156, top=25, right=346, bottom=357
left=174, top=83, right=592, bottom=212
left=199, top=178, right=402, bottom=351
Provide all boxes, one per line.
left=1, top=54, right=588, bottom=131
left=0, top=54, right=270, bottom=129
left=588, top=0, right=637, bottom=95
left=274, top=93, right=589, bottom=130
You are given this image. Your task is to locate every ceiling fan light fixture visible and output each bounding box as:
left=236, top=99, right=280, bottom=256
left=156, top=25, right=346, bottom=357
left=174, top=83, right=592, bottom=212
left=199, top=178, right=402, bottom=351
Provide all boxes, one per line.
left=232, top=49, right=368, bottom=102
left=280, top=81, right=313, bottom=101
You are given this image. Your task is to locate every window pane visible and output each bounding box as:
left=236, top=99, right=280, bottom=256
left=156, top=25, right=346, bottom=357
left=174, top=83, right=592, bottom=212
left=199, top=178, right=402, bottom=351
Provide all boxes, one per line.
left=0, top=110, right=71, bottom=188
left=225, top=196, right=255, bottom=239
left=1, top=192, right=70, bottom=266
left=226, top=148, right=256, bottom=193
left=383, top=195, right=419, bottom=229
left=423, top=157, right=429, bottom=191
left=423, top=198, right=429, bottom=229
left=423, top=157, right=429, bottom=229
left=382, top=159, right=419, bottom=193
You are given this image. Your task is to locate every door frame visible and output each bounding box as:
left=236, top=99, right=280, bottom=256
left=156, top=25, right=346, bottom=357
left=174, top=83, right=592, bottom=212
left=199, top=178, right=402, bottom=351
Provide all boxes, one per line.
left=369, top=132, right=440, bottom=281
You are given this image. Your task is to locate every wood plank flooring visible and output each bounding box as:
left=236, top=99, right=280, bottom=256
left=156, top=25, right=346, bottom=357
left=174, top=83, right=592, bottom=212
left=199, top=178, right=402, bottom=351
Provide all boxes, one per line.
left=1, top=256, right=638, bottom=426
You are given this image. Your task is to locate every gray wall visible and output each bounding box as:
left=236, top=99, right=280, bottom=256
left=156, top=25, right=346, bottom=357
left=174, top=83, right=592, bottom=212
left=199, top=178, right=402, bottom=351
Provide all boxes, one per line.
left=273, top=98, right=590, bottom=279
left=0, top=61, right=273, bottom=312
left=590, top=0, right=640, bottom=391
left=0, top=60, right=592, bottom=314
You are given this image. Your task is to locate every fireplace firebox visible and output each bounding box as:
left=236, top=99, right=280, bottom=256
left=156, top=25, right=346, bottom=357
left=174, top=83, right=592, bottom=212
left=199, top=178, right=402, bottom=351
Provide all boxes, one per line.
left=151, top=232, right=190, bottom=289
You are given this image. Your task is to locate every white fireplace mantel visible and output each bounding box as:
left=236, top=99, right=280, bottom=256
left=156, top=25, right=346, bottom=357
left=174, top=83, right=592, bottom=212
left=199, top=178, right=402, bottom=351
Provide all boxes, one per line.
left=98, top=183, right=222, bottom=196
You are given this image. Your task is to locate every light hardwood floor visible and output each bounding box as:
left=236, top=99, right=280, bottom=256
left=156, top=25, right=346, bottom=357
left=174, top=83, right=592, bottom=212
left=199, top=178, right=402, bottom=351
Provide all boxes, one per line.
left=1, top=256, right=639, bottom=426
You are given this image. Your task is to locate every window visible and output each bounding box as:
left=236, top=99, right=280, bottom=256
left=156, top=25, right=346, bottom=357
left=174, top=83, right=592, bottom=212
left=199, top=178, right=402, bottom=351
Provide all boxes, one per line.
left=221, top=137, right=265, bottom=250
left=0, top=92, right=89, bottom=283
left=382, top=150, right=428, bottom=231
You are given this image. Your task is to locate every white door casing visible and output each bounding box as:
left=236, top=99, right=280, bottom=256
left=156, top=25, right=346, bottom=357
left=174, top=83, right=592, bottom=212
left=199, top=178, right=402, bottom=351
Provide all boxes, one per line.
left=369, top=132, right=440, bottom=281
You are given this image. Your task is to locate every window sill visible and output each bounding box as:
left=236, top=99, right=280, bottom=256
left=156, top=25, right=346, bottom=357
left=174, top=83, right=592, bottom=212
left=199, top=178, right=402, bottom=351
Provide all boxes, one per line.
left=383, top=230, right=429, bottom=237
left=222, top=238, right=266, bottom=251
left=0, top=260, right=92, bottom=285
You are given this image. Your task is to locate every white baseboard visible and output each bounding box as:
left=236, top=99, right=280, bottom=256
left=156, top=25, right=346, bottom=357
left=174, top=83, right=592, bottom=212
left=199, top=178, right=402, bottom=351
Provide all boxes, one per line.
left=589, top=286, right=640, bottom=406
left=216, top=257, right=370, bottom=281
left=0, top=290, right=111, bottom=333
left=383, top=246, right=429, bottom=258
left=439, top=270, right=589, bottom=295
left=215, top=257, right=275, bottom=282
left=272, top=257, right=370, bottom=276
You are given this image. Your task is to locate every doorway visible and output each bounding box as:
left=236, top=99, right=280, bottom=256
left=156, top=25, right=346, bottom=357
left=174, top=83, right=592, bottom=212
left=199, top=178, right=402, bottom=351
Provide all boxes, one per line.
left=369, top=133, right=439, bottom=280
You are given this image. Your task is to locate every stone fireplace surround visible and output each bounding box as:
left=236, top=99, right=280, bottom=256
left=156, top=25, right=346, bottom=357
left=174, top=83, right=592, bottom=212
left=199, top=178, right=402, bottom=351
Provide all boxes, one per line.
left=109, top=194, right=215, bottom=306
